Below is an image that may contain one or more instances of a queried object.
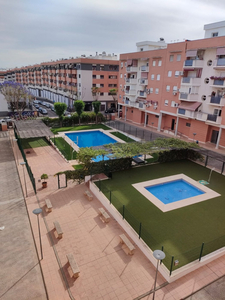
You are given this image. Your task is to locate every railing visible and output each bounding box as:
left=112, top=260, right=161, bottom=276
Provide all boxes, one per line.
left=140, top=66, right=149, bottom=72
left=182, top=77, right=191, bottom=83
left=217, top=58, right=225, bottom=66
left=184, top=60, right=204, bottom=68
left=207, top=114, right=217, bottom=122
left=139, top=91, right=147, bottom=97
left=140, top=79, right=148, bottom=85
left=181, top=77, right=201, bottom=85
left=210, top=96, right=222, bottom=104
left=179, top=92, right=188, bottom=100
left=213, top=80, right=224, bottom=86
left=126, top=66, right=138, bottom=72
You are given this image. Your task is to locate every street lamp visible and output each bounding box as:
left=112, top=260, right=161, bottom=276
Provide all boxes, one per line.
left=193, top=133, right=196, bottom=142
left=33, top=208, right=43, bottom=260
left=13, top=138, right=18, bottom=165
left=152, top=250, right=166, bottom=300
left=20, top=162, right=27, bottom=197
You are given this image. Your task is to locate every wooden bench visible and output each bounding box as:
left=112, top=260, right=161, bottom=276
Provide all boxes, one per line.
left=119, top=234, right=135, bottom=255
left=45, top=199, right=52, bottom=212
left=53, top=221, right=63, bottom=239
left=84, top=190, right=93, bottom=201
left=98, top=207, right=110, bottom=223
left=67, top=254, right=80, bottom=278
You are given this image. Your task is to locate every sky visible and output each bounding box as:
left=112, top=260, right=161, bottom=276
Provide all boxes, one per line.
left=1, top=0, right=225, bottom=69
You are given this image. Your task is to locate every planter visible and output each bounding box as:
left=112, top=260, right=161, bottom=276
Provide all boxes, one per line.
left=42, top=181, right=47, bottom=188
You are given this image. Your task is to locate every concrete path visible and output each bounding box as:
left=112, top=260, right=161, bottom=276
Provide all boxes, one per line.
left=0, top=132, right=47, bottom=300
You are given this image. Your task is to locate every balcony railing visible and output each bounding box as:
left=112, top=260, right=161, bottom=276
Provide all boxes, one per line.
left=210, top=96, right=222, bottom=104
left=179, top=93, right=199, bottom=101
left=139, top=79, right=148, bottom=85
left=213, top=79, right=224, bottom=86
left=181, top=77, right=201, bottom=85
left=184, top=60, right=204, bottom=68
left=126, top=78, right=137, bottom=84
left=139, top=91, right=147, bottom=97
left=217, top=58, right=225, bottom=66
left=126, top=66, right=138, bottom=72
left=140, top=66, right=149, bottom=72
left=207, top=114, right=217, bottom=122
left=125, top=89, right=136, bottom=95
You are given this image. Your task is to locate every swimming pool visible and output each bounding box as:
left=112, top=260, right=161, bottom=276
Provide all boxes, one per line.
left=132, top=174, right=220, bottom=212
left=65, top=130, right=117, bottom=148
left=145, top=179, right=204, bottom=204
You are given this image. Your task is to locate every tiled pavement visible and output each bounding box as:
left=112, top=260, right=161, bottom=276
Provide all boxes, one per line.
left=11, top=130, right=225, bottom=300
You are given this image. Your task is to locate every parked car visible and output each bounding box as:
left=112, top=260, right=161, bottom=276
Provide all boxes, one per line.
left=38, top=100, right=43, bottom=105
left=51, top=106, right=55, bottom=111
left=34, top=104, right=39, bottom=109
left=41, top=108, right=48, bottom=115
left=33, top=100, right=39, bottom=104
left=42, top=102, right=47, bottom=106
left=45, top=103, right=50, bottom=108
left=38, top=107, right=43, bottom=113
left=105, top=107, right=117, bottom=113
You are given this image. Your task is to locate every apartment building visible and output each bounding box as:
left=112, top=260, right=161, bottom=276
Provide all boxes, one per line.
left=6, top=52, right=119, bottom=111
left=118, top=21, right=225, bottom=149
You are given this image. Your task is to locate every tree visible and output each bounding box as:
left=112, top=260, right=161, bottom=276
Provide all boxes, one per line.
left=91, top=87, right=101, bottom=100
left=0, top=81, right=33, bottom=118
left=109, top=88, right=118, bottom=105
left=68, top=84, right=77, bottom=110
left=54, top=102, right=67, bottom=126
left=92, top=101, right=101, bottom=124
left=74, top=100, right=85, bottom=125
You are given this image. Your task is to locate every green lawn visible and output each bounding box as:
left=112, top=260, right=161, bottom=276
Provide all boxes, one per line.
left=51, top=137, right=77, bottom=160
left=110, top=131, right=135, bottom=142
left=73, top=164, right=84, bottom=170
left=95, top=160, right=225, bottom=271
left=51, top=124, right=111, bottom=134
left=20, top=138, right=50, bottom=149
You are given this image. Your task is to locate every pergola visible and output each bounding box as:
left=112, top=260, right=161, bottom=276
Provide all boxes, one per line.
left=14, top=119, right=54, bottom=138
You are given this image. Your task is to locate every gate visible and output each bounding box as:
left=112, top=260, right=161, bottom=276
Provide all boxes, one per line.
left=57, top=173, right=67, bottom=189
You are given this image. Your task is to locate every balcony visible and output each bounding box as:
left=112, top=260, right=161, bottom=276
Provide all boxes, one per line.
left=139, top=79, right=148, bottom=85
left=139, top=91, right=147, bottom=98
left=181, top=77, right=201, bottom=85
left=126, top=66, right=138, bottom=72
left=209, top=96, right=225, bottom=105
left=210, top=79, right=225, bottom=89
left=207, top=114, right=222, bottom=124
left=179, top=93, right=199, bottom=101
left=126, top=78, right=137, bottom=84
left=140, top=66, right=149, bottom=72
left=125, top=89, right=136, bottom=96
left=138, top=102, right=146, bottom=110
left=183, top=60, right=204, bottom=69
left=177, top=109, right=208, bottom=121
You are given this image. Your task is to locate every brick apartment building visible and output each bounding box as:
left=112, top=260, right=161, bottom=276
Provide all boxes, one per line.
left=4, top=52, right=119, bottom=112
left=118, top=20, right=225, bottom=149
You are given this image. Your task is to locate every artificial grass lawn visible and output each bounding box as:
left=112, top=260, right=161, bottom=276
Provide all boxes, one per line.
left=20, top=138, right=50, bottom=149
left=51, top=124, right=111, bottom=134
left=51, top=137, right=77, bottom=160
left=110, top=131, right=135, bottom=142
left=96, top=160, right=225, bottom=270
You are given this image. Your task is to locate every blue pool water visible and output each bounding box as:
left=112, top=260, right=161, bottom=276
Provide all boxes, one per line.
left=65, top=130, right=117, bottom=148
left=145, top=179, right=205, bottom=204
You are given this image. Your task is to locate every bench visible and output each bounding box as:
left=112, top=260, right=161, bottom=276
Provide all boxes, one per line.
left=67, top=254, right=80, bottom=278
left=45, top=199, right=52, bottom=212
left=53, top=221, right=63, bottom=239
left=84, top=190, right=93, bottom=201
left=119, top=234, right=135, bottom=255
left=98, top=207, right=110, bottom=223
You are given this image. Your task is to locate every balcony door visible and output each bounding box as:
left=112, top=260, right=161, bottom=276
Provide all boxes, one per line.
left=211, top=130, right=219, bottom=144
left=171, top=118, right=175, bottom=131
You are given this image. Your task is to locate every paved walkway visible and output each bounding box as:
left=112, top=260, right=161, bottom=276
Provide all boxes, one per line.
left=10, top=131, right=225, bottom=300
left=0, top=132, right=47, bottom=300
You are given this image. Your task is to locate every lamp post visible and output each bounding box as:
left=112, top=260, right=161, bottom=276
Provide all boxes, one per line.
left=20, top=162, right=27, bottom=197
left=33, top=208, right=43, bottom=260
left=13, top=138, right=18, bottom=165
left=152, top=250, right=165, bottom=300
left=193, top=133, right=196, bottom=142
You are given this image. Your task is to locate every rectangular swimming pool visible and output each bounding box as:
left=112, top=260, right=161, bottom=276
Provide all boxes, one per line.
left=145, top=179, right=205, bottom=204
left=65, top=130, right=117, bottom=148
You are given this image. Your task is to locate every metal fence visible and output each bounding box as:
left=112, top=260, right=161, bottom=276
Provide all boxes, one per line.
left=14, top=128, right=36, bottom=194
left=95, top=179, right=225, bottom=275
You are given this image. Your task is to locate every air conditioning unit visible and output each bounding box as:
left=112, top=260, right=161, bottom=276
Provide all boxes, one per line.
left=153, top=105, right=157, bottom=110
left=174, top=103, right=179, bottom=107
left=173, top=92, right=177, bottom=95
left=179, top=71, right=184, bottom=76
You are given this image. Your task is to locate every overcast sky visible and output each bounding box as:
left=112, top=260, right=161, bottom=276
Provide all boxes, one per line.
left=1, top=0, right=225, bottom=69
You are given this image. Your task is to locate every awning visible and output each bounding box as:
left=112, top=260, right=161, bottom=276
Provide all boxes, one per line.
left=178, top=102, right=202, bottom=112
left=216, top=48, right=225, bottom=55
left=186, top=50, right=197, bottom=57
left=141, top=72, right=148, bottom=79
left=140, top=57, right=149, bottom=61
left=127, top=59, right=132, bottom=66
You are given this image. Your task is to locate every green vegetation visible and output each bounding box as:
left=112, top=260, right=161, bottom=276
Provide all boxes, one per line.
left=73, top=164, right=84, bottom=170
left=51, top=137, right=77, bottom=160
left=110, top=131, right=135, bottom=142
left=95, top=160, right=225, bottom=270
left=74, top=100, right=85, bottom=125
left=51, top=124, right=111, bottom=135
left=20, top=138, right=50, bottom=149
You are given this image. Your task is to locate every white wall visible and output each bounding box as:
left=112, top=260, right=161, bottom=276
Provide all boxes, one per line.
left=0, top=93, right=8, bottom=115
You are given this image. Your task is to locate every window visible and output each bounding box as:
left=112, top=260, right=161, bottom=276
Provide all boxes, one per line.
left=155, top=88, right=159, bottom=94
left=119, top=94, right=121, bottom=98
left=186, top=122, right=191, bottom=127
left=100, top=75, right=104, bottom=79
left=158, top=60, right=162, bottom=66
left=140, top=48, right=143, bottom=51
left=168, top=71, right=172, bottom=77
left=152, top=61, right=156, bottom=66
left=100, top=84, right=104, bottom=87
left=100, top=92, right=104, bottom=96
left=79, top=83, right=81, bottom=87
left=151, top=74, right=155, bottom=80
left=177, top=54, right=181, bottom=61
left=79, top=74, right=81, bottom=78
left=175, top=71, right=180, bottom=77
left=121, top=62, right=123, bottom=68
left=164, top=100, right=169, bottom=106
left=166, top=85, right=170, bottom=92
left=92, top=84, right=96, bottom=87
left=92, top=75, right=96, bottom=79
left=169, top=55, right=174, bottom=62
left=120, top=74, right=122, bottom=78
left=100, top=65, right=104, bottom=71
left=212, top=32, right=218, bottom=37
left=173, top=86, right=178, bottom=91
left=125, top=62, right=127, bottom=67
left=150, top=88, right=153, bottom=93
left=156, top=74, right=160, bottom=81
